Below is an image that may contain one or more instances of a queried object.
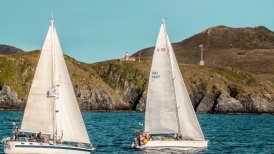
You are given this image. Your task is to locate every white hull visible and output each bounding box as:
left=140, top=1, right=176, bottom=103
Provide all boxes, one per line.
left=3, top=141, right=94, bottom=154
left=138, top=140, right=208, bottom=150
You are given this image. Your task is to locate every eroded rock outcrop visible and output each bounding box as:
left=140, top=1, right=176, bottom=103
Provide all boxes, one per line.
left=215, top=94, right=246, bottom=113
left=74, top=84, right=129, bottom=110
left=0, top=85, right=23, bottom=110
left=93, top=62, right=147, bottom=111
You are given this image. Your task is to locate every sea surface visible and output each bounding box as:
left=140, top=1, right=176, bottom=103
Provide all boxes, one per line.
left=0, top=112, right=273, bottom=153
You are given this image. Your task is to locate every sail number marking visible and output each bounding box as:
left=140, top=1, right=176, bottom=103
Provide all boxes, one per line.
left=157, top=48, right=166, bottom=52
left=152, top=71, right=160, bottom=79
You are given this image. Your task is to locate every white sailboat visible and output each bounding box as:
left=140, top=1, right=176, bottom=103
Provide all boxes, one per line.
left=2, top=19, right=95, bottom=153
left=132, top=20, right=208, bottom=150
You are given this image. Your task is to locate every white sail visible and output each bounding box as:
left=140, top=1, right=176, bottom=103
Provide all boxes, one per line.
left=164, top=23, right=205, bottom=140
left=21, top=22, right=54, bottom=135
left=144, top=23, right=179, bottom=134
left=144, top=21, right=205, bottom=140
left=22, top=20, right=90, bottom=144
left=51, top=21, right=90, bottom=144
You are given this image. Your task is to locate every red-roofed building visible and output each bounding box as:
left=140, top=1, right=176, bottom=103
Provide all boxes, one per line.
left=121, top=52, right=137, bottom=61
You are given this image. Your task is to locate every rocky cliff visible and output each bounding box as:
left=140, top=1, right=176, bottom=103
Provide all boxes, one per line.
left=91, top=61, right=274, bottom=114
left=0, top=51, right=274, bottom=113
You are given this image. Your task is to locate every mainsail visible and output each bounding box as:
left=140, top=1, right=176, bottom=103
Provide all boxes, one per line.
left=144, top=23, right=179, bottom=134
left=144, top=20, right=205, bottom=140
left=21, top=21, right=54, bottom=135
left=21, top=20, right=90, bottom=144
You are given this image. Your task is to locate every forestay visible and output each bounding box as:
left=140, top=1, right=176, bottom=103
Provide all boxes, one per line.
left=144, top=23, right=179, bottom=134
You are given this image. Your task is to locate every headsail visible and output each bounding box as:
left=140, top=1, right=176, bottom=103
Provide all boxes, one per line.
left=21, top=20, right=90, bottom=144
left=144, top=23, right=179, bottom=134
left=164, top=22, right=205, bottom=140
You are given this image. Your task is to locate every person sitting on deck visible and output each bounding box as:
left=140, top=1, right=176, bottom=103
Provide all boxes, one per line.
left=36, top=132, right=43, bottom=142
left=139, top=133, right=145, bottom=144
left=145, top=133, right=151, bottom=140
left=175, top=133, right=182, bottom=140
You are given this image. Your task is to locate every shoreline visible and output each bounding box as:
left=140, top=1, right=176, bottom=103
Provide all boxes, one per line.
left=0, top=108, right=273, bottom=115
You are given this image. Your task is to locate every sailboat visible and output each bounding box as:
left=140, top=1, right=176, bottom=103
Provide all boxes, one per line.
left=132, top=20, right=208, bottom=150
left=2, top=19, right=95, bottom=153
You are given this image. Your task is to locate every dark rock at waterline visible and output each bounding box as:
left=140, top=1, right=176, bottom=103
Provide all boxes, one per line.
left=215, top=94, right=246, bottom=113
left=75, top=84, right=129, bottom=110
left=1, top=82, right=274, bottom=114
left=0, top=85, right=23, bottom=110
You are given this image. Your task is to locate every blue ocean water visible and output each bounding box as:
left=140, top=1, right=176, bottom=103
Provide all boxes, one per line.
left=0, top=112, right=273, bottom=153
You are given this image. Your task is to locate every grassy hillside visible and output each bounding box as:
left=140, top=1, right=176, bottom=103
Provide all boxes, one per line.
left=0, top=51, right=120, bottom=103
left=0, top=48, right=273, bottom=112
left=133, top=26, right=274, bottom=82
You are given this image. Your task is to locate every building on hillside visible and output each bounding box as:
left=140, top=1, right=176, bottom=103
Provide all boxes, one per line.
left=120, top=52, right=137, bottom=61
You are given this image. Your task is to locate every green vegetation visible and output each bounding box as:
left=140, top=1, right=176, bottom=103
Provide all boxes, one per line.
left=91, top=60, right=149, bottom=91
left=1, top=39, right=274, bottom=102
left=215, top=67, right=257, bottom=85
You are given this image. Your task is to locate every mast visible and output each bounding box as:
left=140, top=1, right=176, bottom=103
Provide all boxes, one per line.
left=162, top=19, right=181, bottom=135
left=51, top=19, right=57, bottom=144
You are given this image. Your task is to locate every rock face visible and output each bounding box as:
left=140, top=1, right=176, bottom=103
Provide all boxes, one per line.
left=92, top=62, right=147, bottom=111
left=215, top=95, right=246, bottom=113
left=189, top=80, right=274, bottom=114
left=74, top=84, right=129, bottom=110
left=0, top=84, right=130, bottom=111
left=0, top=85, right=23, bottom=110
left=1, top=63, right=274, bottom=113
left=213, top=95, right=274, bottom=114
left=238, top=96, right=274, bottom=113
left=91, top=61, right=274, bottom=114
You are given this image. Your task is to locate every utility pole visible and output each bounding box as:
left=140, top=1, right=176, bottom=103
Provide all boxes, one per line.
left=199, top=44, right=204, bottom=66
